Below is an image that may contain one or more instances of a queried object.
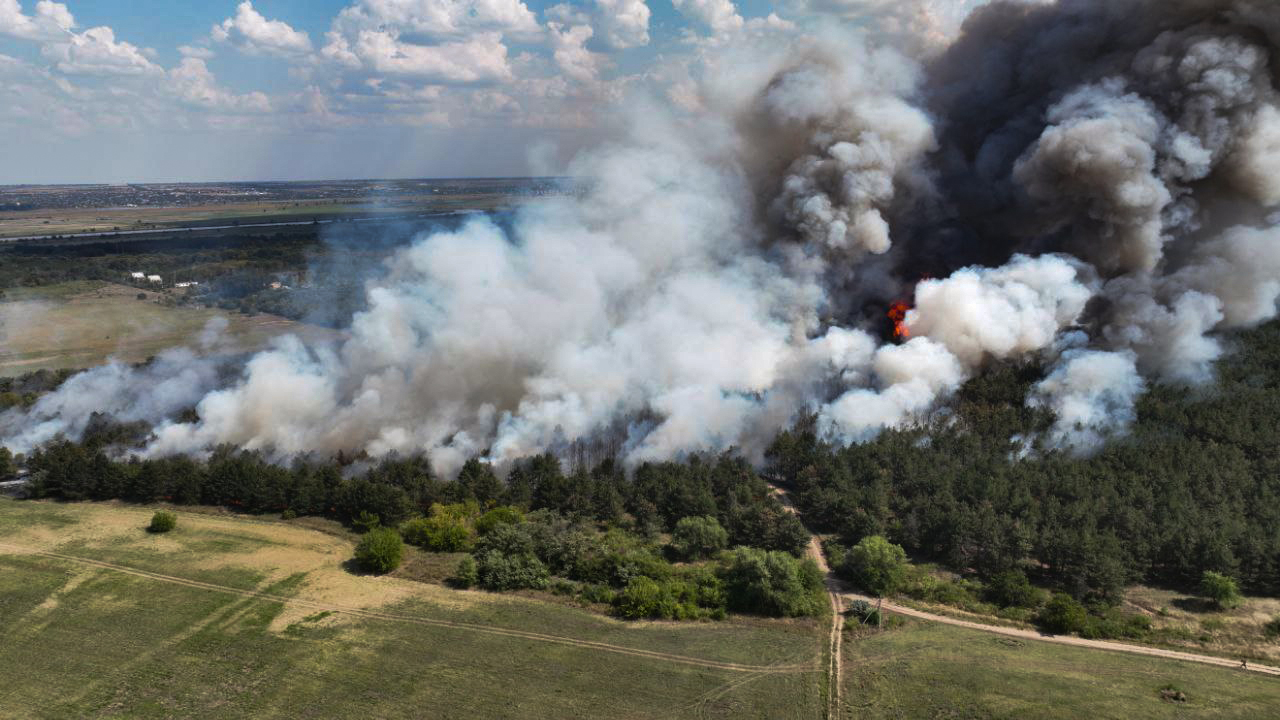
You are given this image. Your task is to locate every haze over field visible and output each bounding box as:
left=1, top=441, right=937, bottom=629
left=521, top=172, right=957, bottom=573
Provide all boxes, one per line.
left=5, top=0, right=1280, bottom=477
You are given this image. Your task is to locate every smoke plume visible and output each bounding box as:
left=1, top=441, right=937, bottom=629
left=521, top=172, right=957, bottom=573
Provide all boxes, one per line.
left=4, top=0, right=1280, bottom=467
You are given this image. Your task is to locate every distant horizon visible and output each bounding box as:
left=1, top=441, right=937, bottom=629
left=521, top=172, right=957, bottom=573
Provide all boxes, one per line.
left=0, top=176, right=577, bottom=190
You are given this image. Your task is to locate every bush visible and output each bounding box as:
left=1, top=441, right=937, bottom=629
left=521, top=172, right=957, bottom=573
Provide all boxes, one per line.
left=721, top=546, right=825, bottom=618
left=352, top=510, right=381, bottom=533
left=354, top=527, right=403, bottom=574
left=1200, top=571, right=1242, bottom=610
left=844, top=536, right=908, bottom=597
left=1037, top=593, right=1089, bottom=635
left=671, top=515, right=729, bottom=560
left=475, top=550, right=550, bottom=591
left=1264, top=616, right=1280, bottom=640
left=147, top=510, right=177, bottom=533
left=451, top=555, right=478, bottom=589
left=615, top=576, right=669, bottom=619
left=401, top=514, right=472, bottom=552
left=475, top=506, right=524, bottom=535
left=986, top=569, right=1044, bottom=609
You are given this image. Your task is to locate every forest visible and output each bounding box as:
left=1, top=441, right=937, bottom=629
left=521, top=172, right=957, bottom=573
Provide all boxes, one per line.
left=768, top=320, right=1280, bottom=607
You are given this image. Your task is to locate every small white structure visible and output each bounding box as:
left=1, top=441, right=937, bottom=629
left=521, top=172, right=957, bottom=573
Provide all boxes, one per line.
left=130, top=272, right=145, bottom=280
left=147, top=275, right=162, bottom=284
left=174, top=281, right=201, bottom=289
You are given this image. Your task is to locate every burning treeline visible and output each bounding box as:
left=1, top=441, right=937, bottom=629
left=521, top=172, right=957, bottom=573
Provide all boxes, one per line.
left=3, top=0, right=1280, bottom=475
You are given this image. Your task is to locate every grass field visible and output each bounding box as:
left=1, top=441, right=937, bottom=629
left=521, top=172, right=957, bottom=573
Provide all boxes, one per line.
left=0, top=497, right=823, bottom=719
left=0, top=281, right=338, bottom=376
left=0, top=197, right=516, bottom=239
left=840, top=620, right=1280, bottom=719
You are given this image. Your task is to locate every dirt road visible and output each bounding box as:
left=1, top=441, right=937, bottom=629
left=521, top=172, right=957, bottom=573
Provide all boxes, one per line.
left=769, top=484, right=1280, bottom=680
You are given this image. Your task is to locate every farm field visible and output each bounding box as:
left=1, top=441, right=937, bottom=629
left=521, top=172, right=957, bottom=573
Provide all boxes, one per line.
left=840, top=620, right=1280, bottom=719
left=0, top=198, right=515, bottom=240
left=0, top=281, right=339, bottom=377
left=0, top=497, right=823, bottom=719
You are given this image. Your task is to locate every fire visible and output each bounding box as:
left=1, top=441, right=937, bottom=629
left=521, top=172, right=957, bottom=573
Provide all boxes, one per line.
left=888, top=301, right=911, bottom=340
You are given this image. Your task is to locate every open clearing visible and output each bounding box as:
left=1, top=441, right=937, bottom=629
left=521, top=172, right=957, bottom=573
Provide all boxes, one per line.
left=0, top=282, right=338, bottom=376
left=840, top=620, right=1280, bottom=719
left=0, top=497, right=822, bottom=719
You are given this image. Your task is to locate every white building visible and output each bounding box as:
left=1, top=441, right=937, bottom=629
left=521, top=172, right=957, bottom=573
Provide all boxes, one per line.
left=147, top=275, right=162, bottom=284
left=130, top=272, right=145, bottom=280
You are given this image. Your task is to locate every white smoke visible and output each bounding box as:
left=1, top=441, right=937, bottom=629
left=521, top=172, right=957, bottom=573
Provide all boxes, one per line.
left=6, top=0, right=1280, bottom=468
left=1030, top=350, right=1145, bottom=453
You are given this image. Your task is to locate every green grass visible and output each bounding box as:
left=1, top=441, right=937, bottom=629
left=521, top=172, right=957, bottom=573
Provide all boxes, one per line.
left=0, top=499, right=823, bottom=719
left=841, top=621, right=1280, bottom=719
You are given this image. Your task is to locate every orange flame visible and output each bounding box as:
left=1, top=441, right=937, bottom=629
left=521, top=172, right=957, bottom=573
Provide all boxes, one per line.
left=888, top=301, right=911, bottom=340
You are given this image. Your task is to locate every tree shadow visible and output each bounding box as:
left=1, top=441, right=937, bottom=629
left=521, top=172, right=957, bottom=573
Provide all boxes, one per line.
left=1171, top=596, right=1216, bottom=613
left=340, top=558, right=377, bottom=577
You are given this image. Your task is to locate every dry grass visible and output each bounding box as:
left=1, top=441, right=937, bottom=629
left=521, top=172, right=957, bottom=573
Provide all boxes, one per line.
left=1126, top=585, right=1280, bottom=663
left=0, top=281, right=338, bottom=376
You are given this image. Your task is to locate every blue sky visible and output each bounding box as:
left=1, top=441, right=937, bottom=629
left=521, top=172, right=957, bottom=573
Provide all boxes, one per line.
left=0, top=0, right=975, bottom=183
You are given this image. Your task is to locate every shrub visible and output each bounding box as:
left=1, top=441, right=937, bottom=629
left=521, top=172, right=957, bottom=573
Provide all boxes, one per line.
left=1264, top=616, right=1280, bottom=640
left=281, top=509, right=297, bottom=520
left=721, top=546, right=825, bottom=618
left=615, top=576, right=668, bottom=619
left=1037, top=593, right=1089, bottom=635
left=475, top=506, right=524, bottom=535
left=352, top=510, right=381, bottom=533
left=986, top=569, right=1043, bottom=609
left=475, top=550, right=550, bottom=591
left=451, top=555, right=478, bottom=589
left=1200, top=571, right=1242, bottom=610
left=355, top=527, right=403, bottom=574
left=844, top=536, right=908, bottom=597
left=147, top=510, right=177, bottom=533
left=671, top=515, right=729, bottom=560
left=401, top=515, right=472, bottom=552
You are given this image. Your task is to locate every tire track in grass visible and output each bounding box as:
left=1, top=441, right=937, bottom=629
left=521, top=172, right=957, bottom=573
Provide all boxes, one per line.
left=0, top=542, right=817, bottom=675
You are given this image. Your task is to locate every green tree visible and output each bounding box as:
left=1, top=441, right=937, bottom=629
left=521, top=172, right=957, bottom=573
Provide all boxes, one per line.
left=1037, top=593, right=1089, bottom=635
left=986, top=569, right=1043, bottom=608
left=475, top=506, right=524, bottom=535
left=0, top=446, right=13, bottom=478
left=451, top=556, right=479, bottom=589
left=1200, top=571, right=1242, bottom=610
left=672, top=515, right=729, bottom=560
left=355, top=527, right=403, bottom=574
left=845, top=535, right=908, bottom=597
left=720, top=547, right=825, bottom=617
left=148, top=510, right=177, bottom=533
left=401, top=513, right=472, bottom=551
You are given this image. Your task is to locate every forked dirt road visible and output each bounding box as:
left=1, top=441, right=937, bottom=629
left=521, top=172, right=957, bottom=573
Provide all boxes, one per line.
left=768, top=483, right=1280, bottom=685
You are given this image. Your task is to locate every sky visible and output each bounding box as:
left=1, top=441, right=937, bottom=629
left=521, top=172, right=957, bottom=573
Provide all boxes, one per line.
left=0, top=0, right=984, bottom=183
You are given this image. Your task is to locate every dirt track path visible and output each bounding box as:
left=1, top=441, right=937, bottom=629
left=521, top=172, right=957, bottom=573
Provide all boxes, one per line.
left=0, top=542, right=813, bottom=676
left=768, top=485, right=1280, bottom=681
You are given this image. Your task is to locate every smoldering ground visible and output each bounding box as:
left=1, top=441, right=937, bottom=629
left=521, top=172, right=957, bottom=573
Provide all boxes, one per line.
left=4, top=0, right=1280, bottom=473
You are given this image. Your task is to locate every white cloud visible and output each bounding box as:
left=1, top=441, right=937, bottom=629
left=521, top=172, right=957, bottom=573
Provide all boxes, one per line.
left=179, top=44, right=215, bottom=59
left=549, top=22, right=601, bottom=83
left=213, top=1, right=312, bottom=58
left=42, top=25, right=161, bottom=76
left=0, top=0, right=73, bottom=42
left=325, top=29, right=513, bottom=83
left=331, top=0, right=541, bottom=41
left=594, top=0, right=649, bottom=49
left=672, top=0, right=743, bottom=36
left=164, top=57, right=270, bottom=112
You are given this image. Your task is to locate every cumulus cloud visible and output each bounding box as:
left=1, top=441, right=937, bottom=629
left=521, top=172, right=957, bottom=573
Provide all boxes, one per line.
left=165, top=57, right=271, bottom=113
left=593, top=0, right=650, bottom=49
left=548, top=22, right=601, bottom=83
left=213, top=1, right=312, bottom=59
left=0, top=0, right=73, bottom=42
left=329, top=0, right=541, bottom=41
left=672, top=0, right=743, bottom=36
left=41, top=25, right=161, bottom=76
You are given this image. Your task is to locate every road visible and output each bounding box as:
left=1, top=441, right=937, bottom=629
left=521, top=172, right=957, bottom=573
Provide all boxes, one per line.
left=769, top=483, right=1280, bottom=682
